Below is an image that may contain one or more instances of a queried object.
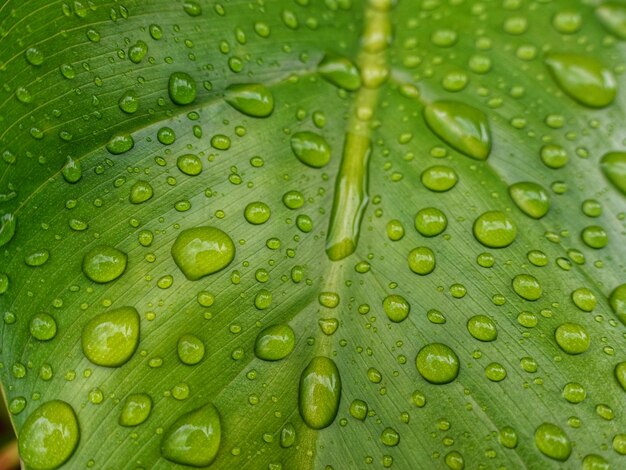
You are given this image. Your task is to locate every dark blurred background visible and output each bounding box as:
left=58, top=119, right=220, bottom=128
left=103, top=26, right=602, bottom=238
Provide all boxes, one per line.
left=0, top=398, right=18, bottom=470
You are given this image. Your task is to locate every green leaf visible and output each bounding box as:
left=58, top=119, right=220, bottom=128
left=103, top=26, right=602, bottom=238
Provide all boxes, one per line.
left=1, top=0, right=626, bottom=469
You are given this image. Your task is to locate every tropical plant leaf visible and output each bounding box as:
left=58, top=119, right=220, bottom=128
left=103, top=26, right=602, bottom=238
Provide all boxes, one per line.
left=1, top=0, right=626, bottom=469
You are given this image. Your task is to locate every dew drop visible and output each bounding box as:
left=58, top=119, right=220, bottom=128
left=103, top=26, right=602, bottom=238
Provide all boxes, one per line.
left=600, top=152, right=626, bottom=196
left=18, top=401, right=79, bottom=470
left=254, top=324, right=295, bottom=361
left=596, top=2, right=626, bottom=39
left=30, top=313, right=57, bottom=341
left=82, top=245, right=128, bottom=283
left=299, top=356, right=341, bottom=429
left=119, top=393, right=152, bottom=427
left=225, top=83, right=274, bottom=117
left=512, top=274, right=542, bottom=301
left=318, top=53, right=361, bottom=91
left=61, top=156, right=82, bottom=184
left=415, top=343, right=459, bottom=384
left=534, top=423, right=571, bottom=461
left=555, top=323, right=590, bottom=355
left=171, top=226, right=235, bottom=281
left=508, top=182, right=550, bottom=219
left=415, top=207, right=447, bottom=237
left=467, top=315, right=497, bottom=342
left=106, top=133, right=134, bottom=155
left=473, top=211, right=517, bottom=248
left=290, top=131, right=331, bottom=168
left=82, top=306, right=140, bottom=367
left=545, top=53, right=616, bottom=108
left=161, top=403, right=221, bottom=467
left=129, top=180, right=154, bottom=204
left=168, top=71, right=197, bottom=105
left=423, top=100, right=491, bottom=160
left=408, top=247, right=436, bottom=275
left=382, top=294, right=410, bottom=323
left=177, top=334, right=205, bottom=365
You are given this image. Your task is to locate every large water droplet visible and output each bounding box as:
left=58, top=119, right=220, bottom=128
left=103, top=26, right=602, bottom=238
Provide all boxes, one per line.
left=423, top=100, right=491, bottom=160
left=168, top=72, right=197, bottom=105
left=596, top=3, right=626, bottom=39
left=161, top=403, right=221, bottom=467
left=600, top=152, right=626, bottom=196
left=82, top=245, right=128, bottom=283
left=415, top=343, right=459, bottom=384
left=415, top=207, right=447, bottom=237
left=545, top=53, right=616, bottom=108
left=512, top=274, right=542, bottom=301
left=318, top=53, right=361, bottom=91
left=18, top=401, right=80, bottom=470
left=171, top=226, right=235, bottom=281
left=299, top=356, right=341, bottom=429
left=609, top=284, right=626, bottom=326
left=473, top=211, right=517, bottom=248
left=225, top=83, right=274, bottom=117
left=534, top=423, right=571, bottom=461
left=254, top=324, right=295, bottom=360
left=383, top=294, right=410, bottom=323
left=467, top=315, right=497, bottom=342
left=509, top=182, right=550, bottom=219
left=408, top=246, right=436, bottom=275
left=555, top=323, right=590, bottom=355
left=0, top=212, right=17, bottom=248
left=82, top=306, right=140, bottom=367
left=290, top=131, right=331, bottom=168
left=119, top=393, right=152, bottom=427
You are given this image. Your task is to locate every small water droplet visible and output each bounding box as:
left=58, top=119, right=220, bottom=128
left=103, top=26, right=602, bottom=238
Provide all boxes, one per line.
left=119, top=393, right=152, bottom=427
left=177, top=334, right=205, bottom=365
left=168, top=72, right=197, bottom=105
left=254, top=324, right=295, bottom=360
left=415, top=343, right=459, bottom=384
left=171, top=226, right=235, bottom=281
left=82, top=245, right=127, bottom=283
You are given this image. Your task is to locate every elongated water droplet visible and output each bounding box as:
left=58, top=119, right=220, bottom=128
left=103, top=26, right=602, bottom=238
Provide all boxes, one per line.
left=61, top=156, right=82, bottom=183
left=596, top=2, right=626, bottom=39
left=415, top=343, right=459, bottom=384
left=18, top=401, right=80, bottom=470
left=473, top=211, right=517, bottom=248
left=225, top=83, right=274, bottom=117
left=290, top=131, right=331, bottom=168
left=0, top=212, right=17, bottom=248
left=171, top=226, right=235, bottom=280
left=326, top=133, right=370, bottom=260
left=609, top=284, right=626, bottom=326
left=509, top=182, right=550, bottom=219
left=534, top=423, right=571, bottom=461
left=82, top=245, right=128, bottom=283
left=106, top=133, right=134, bottom=155
left=318, top=53, right=361, bottom=91
left=299, top=356, right=341, bottom=429
left=119, top=393, right=152, bottom=427
left=545, top=53, right=616, bottom=108
left=168, top=72, right=197, bottom=105
left=600, top=152, right=626, bottom=196
left=254, top=324, right=295, bottom=361
left=82, top=306, right=140, bottom=367
left=161, top=403, right=221, bottom=467
left=423, top=100, right=491, bottom=160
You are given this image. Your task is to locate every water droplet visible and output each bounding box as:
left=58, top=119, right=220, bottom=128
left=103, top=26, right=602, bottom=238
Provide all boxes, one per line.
left=82, top=245, right=128, bottom=283
left=499, top=427, right=518, bottom=449
left=609, top=284, right=626, bottom=325
left=562, top=382, right=586, bottom=404
left=318, top=53, right=361, bottom=91
left=129, top=180, right=154, bottom=204
left=280, top=423, right=296, bottom=448
left=552, top=11, right=582, bottom=34
left=82, top=306, right=140, bottom=367
left=177, top=334, right=205, bottom=365
left=25, top=47, right=44, bottom=66
left=176, top=154, right=203, bottom=176
left=467, top=315, right=497, bottom=342
left=582, top=454, right=610, bottom=470
left=571, top=288, right=596, bottom=312
left=299, top=356, right=341, bottom=429
left=225, top=83, right=274, bottom=117
left=534, top=423, right=571, bottom=461
left=18, top=401, right=79, bottom=470
left=117, top=90, right=138, bottom=114
left=161, top=403, right=221, bottom=467
left=415, top=207, right=447, bottom=236
left=119, top=393, right=152, bottom=427
left=106, top=133, right=134, bottom=155
left=61, top=156, right=82, bottom=184
left=421, top=165, right=458, bottom=192
left=596, top=3, right=626, bottom=39
left=349, top=399, right=368, bottom=421
left=473, top=211, right=517, bottom=248
left=415, top=343, right=459, bottom=384
left=408, top=247, right=436, bottom=275
left=0, top=273, right=8, bottom=295
left=380, top=427, right=400, bottom=447
left=171, top=226, right=235, bottom=281
left=0, top=212, right=17, bottom=248
left=382, top=295, right=410, bottom=323
left=168, top=72, right=197, bottom=105
left=431, top=29, right=458, bottom=47
left=508, top=182, right=550, bottom=219
left=600, top=152, right=626, bottom=196
left=254, top=324, right=295, bottom=360
left=30, top=313, right=57, bottom=341
left=485, top=362, right=507, bottom=382
left=282, top=190, right=304, bottom=209
left=25, top=249, right=50, bottom=267
left=157, top=127, right=176, bottom=145
left=512, top=274, right=542, bottom=301
left=128, top=40, right=148, bottom=63
left=290, top=131, right=331, bottom=168
left=615, top=362, right=626, bottom=391
left=545, top=53, right=616, bottom=108
left=386, top=219, right=404, bottom=240
left=244, top=201, right=271, bottom=225
left=423, top=101, right=491, bottom=160
left=555, top=323, right=590, bottom=355
left=614, top=434, right=626, bottom=454
left=581, top=225, right=608, bottom=249
left=540, top=144, right=568, bottom=169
